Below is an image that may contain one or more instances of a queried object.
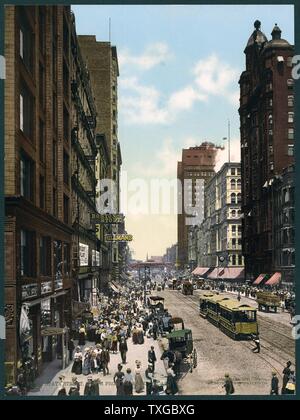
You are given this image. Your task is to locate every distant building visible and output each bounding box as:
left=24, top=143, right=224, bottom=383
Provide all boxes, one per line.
left=177, top=143, right=223, bottom=268
left=239, top=21, right=295, bottom=282
left=163, top=244, right=177, bottom=265
left=273, top=165, right=295, bottom=286
left=193, top=163, right=244, bottom=273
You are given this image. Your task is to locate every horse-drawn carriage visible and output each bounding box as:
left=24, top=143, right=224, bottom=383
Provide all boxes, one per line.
left=148, top=296, right=165, bottom=313
left=167, top=317, right=197, bottom=373
left=182, top=281, right=193, bottom=295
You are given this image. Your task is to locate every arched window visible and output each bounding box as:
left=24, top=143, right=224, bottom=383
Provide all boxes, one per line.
left=231, top=193, right=236, bottom=204
left=237, top=193, right=242, bottom=204
left=231, top=210, right=236, bottom=218
left=230, top=179, right=236, bottom=190
left=237, top=179, right=241, bottom=188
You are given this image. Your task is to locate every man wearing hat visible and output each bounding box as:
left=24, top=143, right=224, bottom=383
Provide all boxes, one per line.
left=223, top=373, right=235, bottom=396
left=270, top=371, right=279, bottom=395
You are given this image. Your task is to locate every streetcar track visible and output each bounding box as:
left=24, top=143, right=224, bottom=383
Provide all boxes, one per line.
left=164, top=291, right=295, bottom=373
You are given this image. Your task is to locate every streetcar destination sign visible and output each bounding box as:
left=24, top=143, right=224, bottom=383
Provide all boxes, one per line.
left=91, top=214, right=124, bottom=224
left=105, top=234, right=133, bottom=242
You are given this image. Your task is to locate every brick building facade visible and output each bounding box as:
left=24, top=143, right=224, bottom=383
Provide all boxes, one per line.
left=4, top=5, right=73, bottom=384
left=239, top=21, right=295, bottom=282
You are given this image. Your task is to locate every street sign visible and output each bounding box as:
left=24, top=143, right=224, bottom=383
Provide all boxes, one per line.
left=105, top=234, right=133, bottom=242
left=91, top=213, right=124, bottom=224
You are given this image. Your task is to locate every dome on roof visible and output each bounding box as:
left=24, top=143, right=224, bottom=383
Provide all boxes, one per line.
left=263, top=24, right=293, bottom=51
left=245, top=20, right=268, bottom=50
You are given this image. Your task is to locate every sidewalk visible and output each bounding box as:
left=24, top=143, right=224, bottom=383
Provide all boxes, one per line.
left=29, top=334, right=166, bottom=396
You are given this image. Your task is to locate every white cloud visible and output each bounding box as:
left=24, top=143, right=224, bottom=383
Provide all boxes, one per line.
left=168, top=85, right=207, bottom=112
left=120, top=53, right=240, bottom=126
left=119, top=42, right=172, bottom=71
left=194, top=54, right=239, bottom=105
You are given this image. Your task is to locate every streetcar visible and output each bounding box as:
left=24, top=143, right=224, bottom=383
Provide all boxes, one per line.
left=256, top=291, right=281, bottom=313
left=182, top=281, right=194, bottom=296
left=218, top=300, right=258, bottom=340
left=199, top=292, right=215, bottom=318
left=205, top=295, right=258, bottom=340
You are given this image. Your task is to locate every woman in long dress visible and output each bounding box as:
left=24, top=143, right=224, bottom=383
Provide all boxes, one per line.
left=123, top=368, right=134, bottom=396
left=165, top=368, right=178, bottom=395
left=134, top=363, right=144, bottom=394
left=71, top=347, right=83, bottom=375
left=78, top=325, right=86, bottom=346
left=82, top=350, right=91, bottom=376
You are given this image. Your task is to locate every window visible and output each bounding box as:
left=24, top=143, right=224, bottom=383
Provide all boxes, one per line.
left=63, top=194, right=69, bottom=224
left=232, top=225, right=236, bottom=233
left=268, top=114, right=273, bottom=125
left=39, top=120, right=45, bottom=163
left=230, top=179, right=236, bottom=190
left=39, top=175, right=45, bottom=209
left=288, top=128, right=294, bottom=140
left=20, top=152, right=34, bottom=201
left=39, top=64, right=45, bottom=108
left=53, top=240, right=62, bottom=280
left=238, top=255, right=243, bottom=266
left=232, top=255, right=237, bottom=266
left=63, top=64, right=69, bottom=100
left=287, top=79, right=294, bottom=88
left=19, top=14, right=34, bottom=72
left=288, top=145, right=294, bottom=156
left=20, top=84, right=34, bottom=140
left=63, top=243, right=70, bottom=276
left=53, top=188, right=57, bottom=217
left=288, top=95, right=294, bottom=107
left=231, top=168, right=236, bottom=176
left=113, top=125, right=117, bottom=135
left=53, top=140, right=57, bottom=176
left=21, top=229, right=36, bottom=277
left=40, top=236, right=51, bottom=276
left=113, top=170, right=117, bottom=181
left=237, top=193, right=242, bottom=204
left=231, top=193, right=236, bottom=204
left=113, top=109, right=117, bottom=120
left=113, top=154, right=117, bottom=166
left=288, top=112, right=294, bottom=123
left=63, top=151, right=69, bottom=185
left=237, top=179, right=241, bottom=188
left=39, top=8, right=46, bottom=54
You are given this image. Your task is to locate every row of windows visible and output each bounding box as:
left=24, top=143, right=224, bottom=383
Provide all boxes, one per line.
left=21, top=230, right=71, bottom=278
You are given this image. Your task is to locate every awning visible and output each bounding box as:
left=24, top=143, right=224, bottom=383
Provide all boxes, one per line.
left=110, top=283, right=120, bottom=293
left=253, top=273, right=266, bottom=285
left=192, top=267, right=210, bottom=276
left=265, top=272, right=281, bottom=286
left=219, top=268, right=244, bottom=280
left=206, top=267, right=244, bottom=280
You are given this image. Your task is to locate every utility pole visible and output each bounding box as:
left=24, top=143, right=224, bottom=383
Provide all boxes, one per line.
left=228, top=119, right=231, bottom=163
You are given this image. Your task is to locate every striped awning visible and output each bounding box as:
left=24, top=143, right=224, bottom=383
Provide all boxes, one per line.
left=192, top=267, right=210, bottom=276
left=253, top=273, right=267, bottom=285
left=265, top=272, right=281, bottom=286
left=220, top=268, right=244, bottom=280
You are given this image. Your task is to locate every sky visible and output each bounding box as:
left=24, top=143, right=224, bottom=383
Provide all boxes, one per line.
left=72, top=4, right=294, bottom=261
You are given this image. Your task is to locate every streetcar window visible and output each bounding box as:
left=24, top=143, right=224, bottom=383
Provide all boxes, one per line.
left=235, top=311, right=256, bottom=322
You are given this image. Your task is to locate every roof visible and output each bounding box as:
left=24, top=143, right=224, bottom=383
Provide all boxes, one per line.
left=219, top=300, right=256, bottom=312
left=207, top=295, right=231, bottom=304
left=199, top=292, right=215, bottom=300
left=167, top=329, right=192, bottom=339
left=149, top=296, right=164, bottom=301
left=245, top=21, right=268, bottom=50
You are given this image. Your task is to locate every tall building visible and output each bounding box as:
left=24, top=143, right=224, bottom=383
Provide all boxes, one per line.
left=78, top=36, right=123, bottom=285
left=4, top=5, right=74, bottom=384
left=70, top=14, right=100, bottom=306
left=239, top=21, right=295, bottom=281
left=195, top=163, right=244, bottom=274
left=177, top=142, right=222, bottom=268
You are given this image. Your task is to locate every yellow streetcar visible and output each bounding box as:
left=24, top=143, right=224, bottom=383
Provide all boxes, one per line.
left=218, top=300, right=258, bottom=340
left=204, top=294, right=258, bottom=340
left=199, top=292, right=215, bottom=318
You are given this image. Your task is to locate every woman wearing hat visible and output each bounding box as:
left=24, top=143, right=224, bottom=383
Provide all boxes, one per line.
left=114, top=364, right=125, bottom=396
left=72, top=347, right=83, bottom=375
left=134, top=361, right=145, bottom=394
left=69, top=376, right=80, bottom=396
left=78, top=324, right=86, bottom=346
left=223, top=373, right=235, bottom=396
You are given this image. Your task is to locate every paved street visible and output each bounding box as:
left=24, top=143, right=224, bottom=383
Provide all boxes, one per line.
left=160, top=289, right=295, bottom=395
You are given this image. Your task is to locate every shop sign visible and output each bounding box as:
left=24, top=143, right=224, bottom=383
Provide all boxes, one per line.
left=79, top=243, right=89, bottom=266
left=92, top=250, right=101, bottom=267
left=105, top=234, right=133, bottom=242
left=41, top=282, right=52, bottom=295
left=22, top=284, right=38, bottom=301
left=91, top=213, right=124, bottom=224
